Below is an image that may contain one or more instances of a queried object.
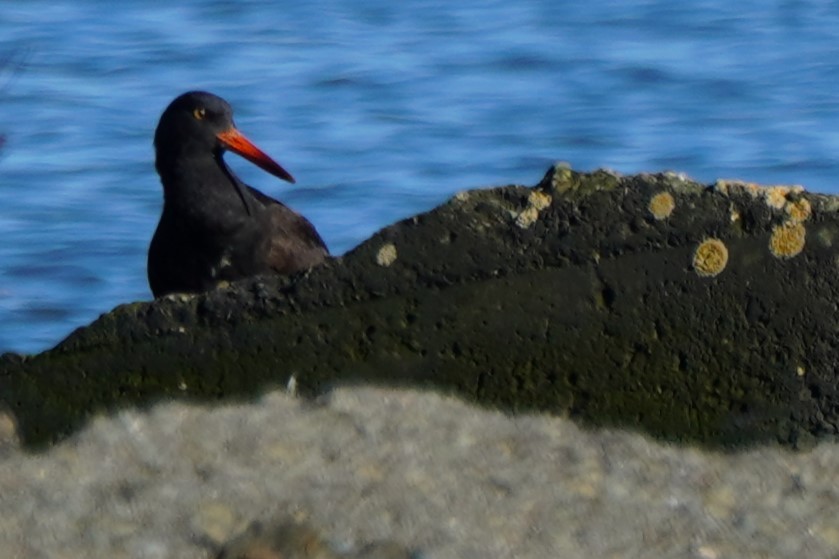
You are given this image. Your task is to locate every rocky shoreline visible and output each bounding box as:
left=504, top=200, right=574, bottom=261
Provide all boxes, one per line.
left=3, top=164, right=839, bottom=449
left=3, top=164, right=839, bottom=557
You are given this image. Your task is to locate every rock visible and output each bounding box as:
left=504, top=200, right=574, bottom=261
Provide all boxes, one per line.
left=215, top=518, right=339, bottom=559
left=214, top=516, right=414, bottom=559
left=2, top=164, right=838, bottom=449
left=0, top=405, right=19, bottom=456
left=350, top=541, right=416, bottom=559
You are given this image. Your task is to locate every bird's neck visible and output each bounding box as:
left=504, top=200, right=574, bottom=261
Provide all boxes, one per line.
left=157, top=152, right=256, bottom=218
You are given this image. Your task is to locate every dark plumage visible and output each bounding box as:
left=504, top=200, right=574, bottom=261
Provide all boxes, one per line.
left=148, top=91, right=328, bottom=298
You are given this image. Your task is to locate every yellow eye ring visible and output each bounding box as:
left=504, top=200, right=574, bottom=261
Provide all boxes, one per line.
left=193, top=107, right=206, bottom=120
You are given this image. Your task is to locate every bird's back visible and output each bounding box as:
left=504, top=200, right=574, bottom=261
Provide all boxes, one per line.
left=148, top=186, right=328, bottom=297
left=247, top=186, right=329, bottom=275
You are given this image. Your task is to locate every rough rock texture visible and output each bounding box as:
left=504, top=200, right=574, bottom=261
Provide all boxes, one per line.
left=213, top=515, right=414, bottom=559
left=2, top=165, right=839, bottom=449
left=4, top=386, right=839, bottom=559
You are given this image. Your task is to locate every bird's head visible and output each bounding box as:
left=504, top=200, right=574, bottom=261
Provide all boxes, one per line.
left=154, top=90, right=295, bottom=183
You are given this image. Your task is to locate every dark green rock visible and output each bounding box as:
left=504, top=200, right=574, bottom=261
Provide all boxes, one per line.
left=2, top=165, right=837, bottom=449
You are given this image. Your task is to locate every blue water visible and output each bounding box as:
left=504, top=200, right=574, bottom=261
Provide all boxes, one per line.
left=2, top=1, right=839, bottom=354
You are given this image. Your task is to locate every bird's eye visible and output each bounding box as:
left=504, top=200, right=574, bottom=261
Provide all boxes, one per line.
left=193, top=107, right=206, bottom=120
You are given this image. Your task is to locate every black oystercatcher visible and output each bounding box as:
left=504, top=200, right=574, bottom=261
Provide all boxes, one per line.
left=148, top=91, right=328, bottom=298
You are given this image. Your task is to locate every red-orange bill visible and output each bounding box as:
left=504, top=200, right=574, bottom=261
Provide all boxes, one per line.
left=217, top=128, right=296, bottom=184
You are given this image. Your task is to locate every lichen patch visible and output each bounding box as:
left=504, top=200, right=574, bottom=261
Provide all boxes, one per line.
left=816, top=227, right=834, bottom=248
left=785, top=198, right=812, bottom=223
left=769, top=221, right=806, bottom=259
left=551, top=162, right=574, bottom=192
left=692, top=238, right=729, bottom=277
left=515, top=191, right=553, bottom=229
left=528, top=190, right=553, bottom=211
left=515, top=206, right=540, bottom=229
left=713, top=179, right=805, bottom=212
left=763, top=186, right=795, bottom=210
left=713, top=179, right=762, bottom=198
left=375, top=243, right=398, bottom=267
left=648, top=191, right=676, bottom=220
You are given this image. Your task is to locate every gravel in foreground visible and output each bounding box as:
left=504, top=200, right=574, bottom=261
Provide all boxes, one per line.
left=1, top=386, right=837, bottom=558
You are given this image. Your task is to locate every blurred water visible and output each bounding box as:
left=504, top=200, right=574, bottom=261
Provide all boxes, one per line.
left=2, top=0, right=839, bottom=354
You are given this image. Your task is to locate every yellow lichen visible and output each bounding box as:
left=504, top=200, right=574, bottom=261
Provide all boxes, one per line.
left=648, top=191, right=675, bottom=220
left=515, top=191, right=553, bottom=229
left=713, top=180, right=805, bottom=212
left=692, top=238, right=729, bottom=277
left=764, top=187, right=789, bottom=209
left=375, top=243, right=397, bottom=267
left=769, top=221, right=806, bottom=259
left=515, top=206, right=540, bottom=229
left=528, top=190, right=552, bottom=211
left=784, top=198, right=812, bottom=223
left=713, top=179, right=762, bottom=198
left=551, top=162, right=573, bottom=192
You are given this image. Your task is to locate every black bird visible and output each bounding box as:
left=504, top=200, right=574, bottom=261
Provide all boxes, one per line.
left=148, top=91, right=328, bottom=298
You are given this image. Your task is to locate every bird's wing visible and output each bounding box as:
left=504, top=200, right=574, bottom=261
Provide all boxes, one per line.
left=246, top=186, right=329, bottom=273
